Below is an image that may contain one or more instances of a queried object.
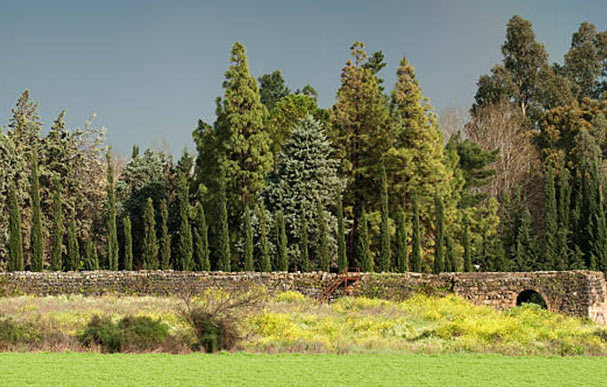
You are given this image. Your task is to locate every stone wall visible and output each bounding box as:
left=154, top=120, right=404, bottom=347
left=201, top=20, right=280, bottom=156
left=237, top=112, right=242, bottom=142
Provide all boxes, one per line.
left=0, top=270, right=606, bottom=323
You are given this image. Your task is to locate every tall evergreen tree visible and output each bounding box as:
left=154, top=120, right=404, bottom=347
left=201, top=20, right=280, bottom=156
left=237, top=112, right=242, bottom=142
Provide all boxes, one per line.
left=106, top=150, right=119, bottom=270
left=394, top=205, right=408, bottom=272
left=336, top=192, right=347, bottom=273
left=66, top=218, right=79, bottom=271
left=330, top=42, right=392, bottom=263
left=379, top=164, right=391, bottom=272
left=258, top=203, right=271, bottom=272
left=217, top=175, right=231, bottom=271
left=123, top=216, right=133, bottom=270
left=556, top=169, right=572, bottom=271
left=544, top=168, right=559, bottom=270
left=463, top=220, right=472, bottom=272
left=50, top=177, right=64, bottom=271
left=514, top=208, right=538, bottom=271
left=30, top=152, right=43, bottom=271
left=317, top=201, right=330, bottom=272
left=258, top=70, right=290, bottom=111
left=357, top=210, right=373, bottom=272
left=275, top=210, right=288, bottom=271
left=7, top=184, right=23, bottom=272
left=445, top=235, right=456, bottom=272
left=243, top=204, right=254, bottom=271
left=433, top=194, right=445, bottom=274
left=193, top=203, right=210, bottom=271
left=411, top=196, right=422, bottom=272
left=299, top=206, right=310, bottom=272
left=594, top=181, right=607, bottom=271
left=142, top=198, right=159, bottom=270
left=159, top=199, right=171, bottom=270
left=177, top=175, right=193, bottom=271
left=83, top=237, right=98, bottom=271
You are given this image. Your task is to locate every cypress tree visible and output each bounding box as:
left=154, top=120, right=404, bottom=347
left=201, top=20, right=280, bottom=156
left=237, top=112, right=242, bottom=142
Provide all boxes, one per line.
left=556, top=169, right=571, bottom=271
left=463, top=220, right=472, bottom=272
left=106, top=150, right=119, bottom=270
left=258, top=203, right=271, bottom=272
left=83, top=237, right=98, bottom=271
left=379, top=164, right=391, bottom=272
left=177, top=175, right=193, bottom=271
left=317, top=201, right=330, bottom=272
left=159, top=199, right=171, bottom=270
left=394, top=205, right=408, bottom=272
left=7, top=184, right=24, bottom=272
left=217, top=175, right=231, bottom=271
left=123, top=216, right=133, bottom=270
left=50, top=177, right=64, bottom=271
left=30, top=153, right=43, bottom=272
left=193, top=204, right=210, bottom=271
left=299, top=206, right=310, bottom=272
left=243, top=204, right=254, bottom=271
left=594, top=181, right=607, bottom=271
left=411, top=196, right=422, bottom=272
left=433, top=194, right=445, bottom=274
left=514, top=208, right=537, bottom=271
left=336, top=193, right=347, bottom=273
left=357, top=210, right=373, bottom=272
left=143, top=198, right=159, bottom=270
left=66, top=218, right=79, bottom=271
left=544, top=168, right=558, bottom=270
left=445, top=234, right=455, bottom=272
left=275, top=210, right=288, bottom=271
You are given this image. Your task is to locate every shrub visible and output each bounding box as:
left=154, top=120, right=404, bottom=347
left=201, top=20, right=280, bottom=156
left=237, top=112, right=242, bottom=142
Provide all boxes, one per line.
left=185, top=308, right=238, bottom=353
left=79, top=315, right=169, bottom=353
left=0, top=317, right=36, bottom=347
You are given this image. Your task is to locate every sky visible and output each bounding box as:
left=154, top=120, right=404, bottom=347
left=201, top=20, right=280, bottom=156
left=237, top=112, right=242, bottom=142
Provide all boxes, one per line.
left=1, top=0, right=606, bottom=156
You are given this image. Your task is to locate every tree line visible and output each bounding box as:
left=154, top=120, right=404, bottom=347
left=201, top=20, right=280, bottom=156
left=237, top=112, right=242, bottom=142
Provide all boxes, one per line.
left=2, top=15, right=607, bottom=273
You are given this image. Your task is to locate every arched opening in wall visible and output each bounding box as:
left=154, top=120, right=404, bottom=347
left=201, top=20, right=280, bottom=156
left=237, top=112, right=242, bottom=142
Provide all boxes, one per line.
left=516, top=289, right=547, bottom=309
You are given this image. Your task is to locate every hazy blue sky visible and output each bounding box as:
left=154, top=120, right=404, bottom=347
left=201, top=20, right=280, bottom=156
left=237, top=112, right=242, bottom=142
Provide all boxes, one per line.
left=1, top=0, right=606, bottom=155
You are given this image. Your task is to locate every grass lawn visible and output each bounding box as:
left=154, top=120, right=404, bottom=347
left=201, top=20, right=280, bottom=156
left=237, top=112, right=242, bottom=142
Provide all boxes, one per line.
left=1, top=352, right=606, bottom=386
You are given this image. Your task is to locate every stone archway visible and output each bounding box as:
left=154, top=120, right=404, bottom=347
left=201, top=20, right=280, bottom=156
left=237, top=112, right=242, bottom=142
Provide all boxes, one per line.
left=515, top=289, right=548, bottom=309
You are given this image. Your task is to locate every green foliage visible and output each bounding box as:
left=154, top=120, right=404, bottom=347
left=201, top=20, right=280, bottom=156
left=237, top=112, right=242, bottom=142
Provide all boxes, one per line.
left=257, top=203, right=271, bottom=272
left=194, top=204, right=210, bottom=271
left=50, top=176, right=64, bottom=271
left=445, top=235, right=456, bottom=272
left=433, top=195, right=445, bottom=274
left=463, top=220, right=472, bottom=272
left=544, top=168, right=559, bottom=270
left=243, top=205, right=254, bottom=271
left=123, top=217, right=133, bottom=271
left=66, top=218, right=80, bottom=271
left=143, top=198, right=159, bottom=270
left=316, top=201, right=330, bottom=272
left=299, top=206, right=310, bottom=272
left=378, top=165, right=391, bottom=272
left=336, top=193, right=347, bottom=273
left=394, top=206, right=408, bottom=272
left=411, top=196, right=421, bottom=272
left=274, top=210, right=288, bottom=271
left=177, top=176, right=193, bottom=271
left=258, top=70, right=290, bottom=112
left=106, top=150, right=119, bottom=271
left=217, top=176, right=231, bottom=272
left=357, top=210, right=373, bottom=272
left=30, top=152, right=43, bottom=271
left=7, top=184, right=23, bottom=272
left=83, top=237, right=99, bottom=271
left=184, top=308, right=238, bottom=353
left=159, top=199, right=171, bottom=270
left=80, top=315, right=169, bottom=353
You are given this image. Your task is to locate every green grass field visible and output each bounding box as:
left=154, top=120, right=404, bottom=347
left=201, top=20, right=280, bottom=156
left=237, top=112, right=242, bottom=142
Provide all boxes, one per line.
left=1, top=352, right=606, bottom=386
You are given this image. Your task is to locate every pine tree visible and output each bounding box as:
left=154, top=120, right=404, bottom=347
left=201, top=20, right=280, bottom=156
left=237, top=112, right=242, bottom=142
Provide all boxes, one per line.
left=50, top=177, right=64, bottom=271
left=177, top=175, right=193, bottom=271
left=66, top=218, right=79, bottom=271
left=463, top=219, right=472, bottom=272
left=106, top=150, right=119, bottom=270
left=258, top=203, right=271, bottom=272
left=243, top=204, right=254, bottom=271
left=217, top=175, right=231, bottom=271
left=544, top=168, right=559, bottom=270
left=193, top=204, right=210, bottom=271
left=394, top=206, right=408, bottom=272
left=123, top=216, right=133, bottom=270
left=30, top=152, right=43, bottom=271
left=433, top=194, right=445, bottom=274
left=7, top=184, right=23, bottom=272
left=336, top=193, right=347, bottom=273
left=159, top=199, right=171, bottom=270
left=275, top=210, right=288, bottom=271
left=299, top=206, right=310, bottom=272
left=317, top=201, right=330, bottom=272
left=411, top=196, right=422, bottom=272
left=379, top=164, right=391, bottom=272
left=143, top=198, right=159, bottom=270
left=357, top=210, right=373, bottom=272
